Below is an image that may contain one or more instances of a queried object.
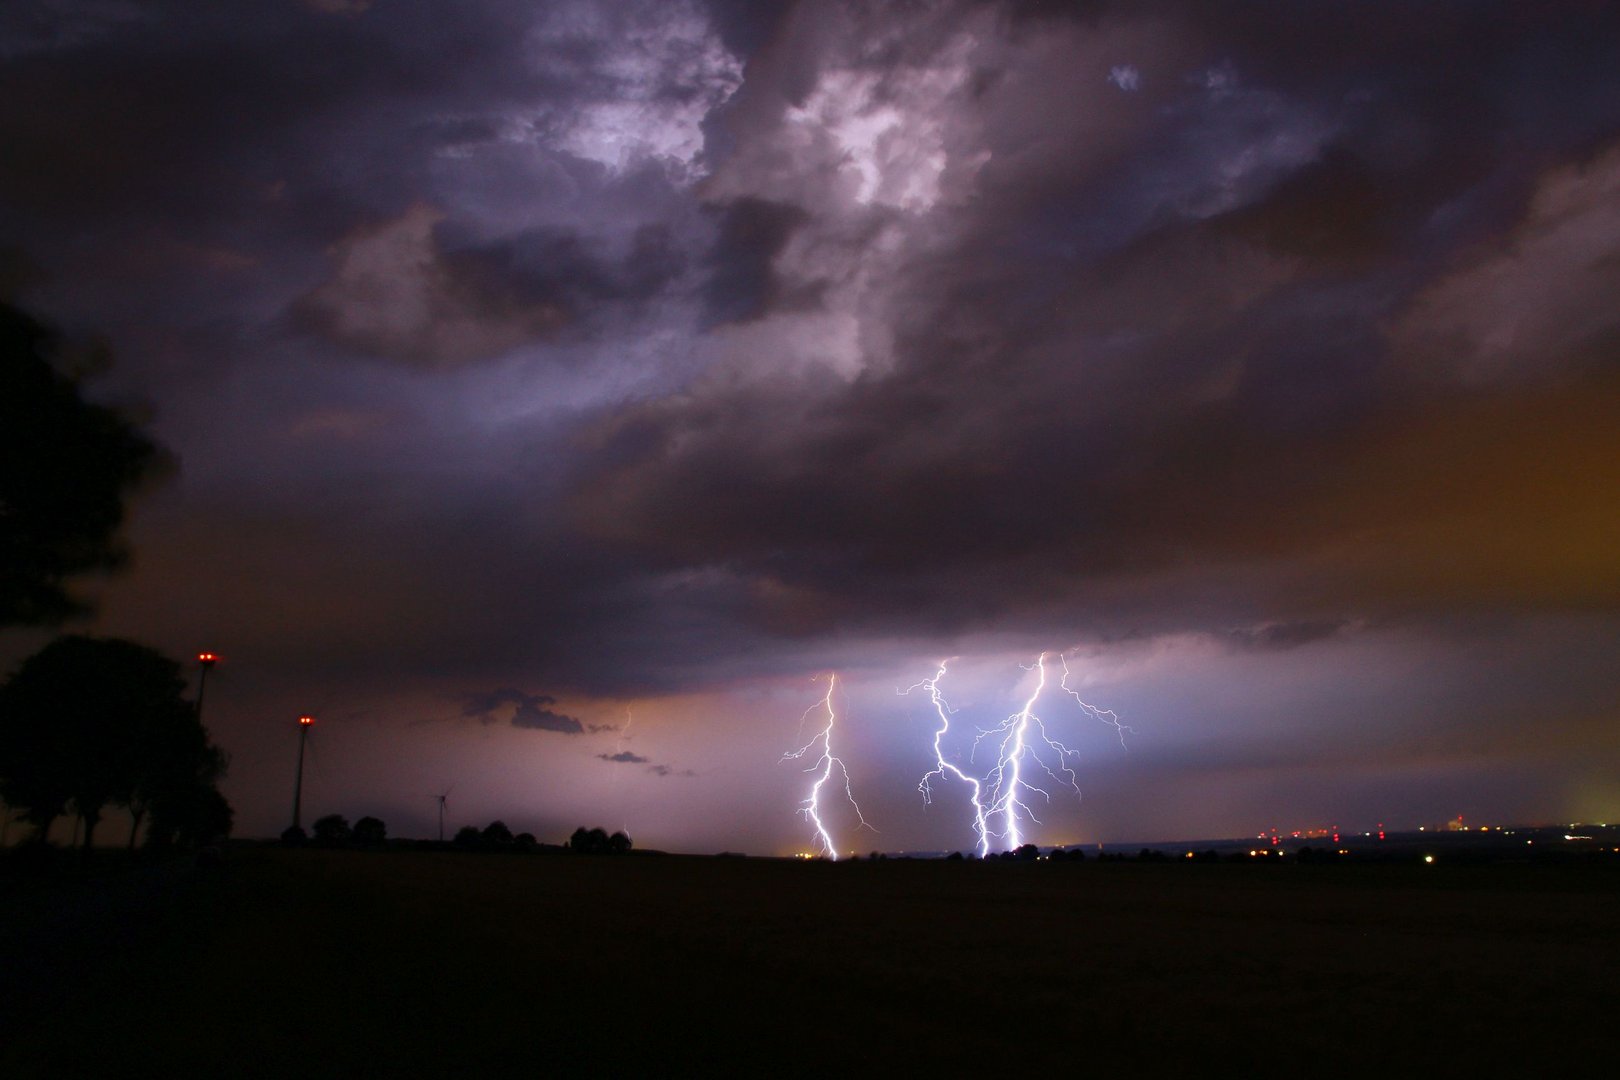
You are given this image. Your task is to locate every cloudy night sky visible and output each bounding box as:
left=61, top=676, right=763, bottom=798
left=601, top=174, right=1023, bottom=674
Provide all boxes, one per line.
left=3, top=0, right=1618, bottom=854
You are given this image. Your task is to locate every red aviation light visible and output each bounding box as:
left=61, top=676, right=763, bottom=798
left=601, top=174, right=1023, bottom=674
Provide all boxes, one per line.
left=298, top=715, right=315, bottom=727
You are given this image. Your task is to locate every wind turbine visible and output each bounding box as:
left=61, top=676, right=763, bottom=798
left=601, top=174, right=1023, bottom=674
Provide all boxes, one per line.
left=429, top=785, right=453, bottom=842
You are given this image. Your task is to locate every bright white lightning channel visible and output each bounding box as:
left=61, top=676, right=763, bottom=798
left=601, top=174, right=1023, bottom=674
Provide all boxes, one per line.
left=934, top=652, right=1131, bottom=853
left=781, top=674, right=872, bottom=860
left=904, top=661, right=992, bottom=858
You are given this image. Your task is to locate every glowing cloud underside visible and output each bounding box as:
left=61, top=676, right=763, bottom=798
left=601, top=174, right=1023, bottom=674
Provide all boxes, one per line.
left=781, top=674, right=872, bottom=860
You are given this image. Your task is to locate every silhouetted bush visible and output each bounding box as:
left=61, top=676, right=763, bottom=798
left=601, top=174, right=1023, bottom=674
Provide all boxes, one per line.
left=150, top=783, right=233, bottom=850
left=280, top=825, right=307, bottom=846
left=312, top=814, right=351, bottom=846
left=352, top=816, right=387, bottom=846
left=569, top=825, right=631, bottom=854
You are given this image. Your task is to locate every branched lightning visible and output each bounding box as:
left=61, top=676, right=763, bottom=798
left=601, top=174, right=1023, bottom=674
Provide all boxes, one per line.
left=1060, top=655, right=1133, bottom=749
left=780, top=674, right=872, bottom=860
left=900, top=651, right=1129, bottom=854
left=976, top=652, right=1077, bottom=850
left=902, top=660, right=991, bottom=857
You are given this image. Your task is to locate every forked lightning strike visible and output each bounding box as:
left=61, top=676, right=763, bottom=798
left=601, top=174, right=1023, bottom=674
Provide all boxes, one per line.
left=903, top=661, right=991, bottom=857
left=976, top=652, right=1077, bottom=849
left=909, top=651, right=1130, bottom=854
left=781, top=674, right=872, bottom=859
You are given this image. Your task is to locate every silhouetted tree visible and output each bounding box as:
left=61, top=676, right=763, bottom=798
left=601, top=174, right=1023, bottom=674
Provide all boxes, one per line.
left=1, top=302, right=167, bottom=627
left=149, top=783, right=232, bottom=849
left=352, top=816, right=387, bottom=846
left=482, top=820, right=513, bottom=846
left=514, top=831, right=537, bottom=850
left=1015, top=843, right=1040, bottom=861
left=453, top=825, right=482, bottom=849
left=312, top=813, right=351, bottom=846
left=569, top=826, right=617, bottom=854
left=609, top=830, right=632, bottom=854
left=0, top=635, right=196, bottom=850
left=280, top=825, right=307, bottom=846
left=129, top=712, right=227, bottom=850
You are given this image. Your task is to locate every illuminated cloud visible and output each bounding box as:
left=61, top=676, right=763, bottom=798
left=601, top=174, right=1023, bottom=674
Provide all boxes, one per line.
left=1391, top=140, right=1620, bottom=384
left=1108, top=64, right=1140, bottom=91
left=523, top=0, right=741, bottom=180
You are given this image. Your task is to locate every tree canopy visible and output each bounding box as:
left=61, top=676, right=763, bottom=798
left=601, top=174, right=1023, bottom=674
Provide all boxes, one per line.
left=0, top=635, right=229, bottom=850
left=1, top=301, right=167, bottom=626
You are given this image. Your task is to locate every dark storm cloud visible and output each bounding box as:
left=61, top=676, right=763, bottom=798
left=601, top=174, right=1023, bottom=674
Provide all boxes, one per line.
left=462, top=689, right=585, bottom=734
left=0, top=0, right=729, bottom=377
left=1220, top=621, right=1350, bottom=653
left=599, top=750, right=695, bottom=778
left=702, top=197, right=809, bottom=325
left=6, top=0, right=1620, bottom=846
left=560, top=0, right=1620, bottom=657
left=291, top=207, right=696, bottom=368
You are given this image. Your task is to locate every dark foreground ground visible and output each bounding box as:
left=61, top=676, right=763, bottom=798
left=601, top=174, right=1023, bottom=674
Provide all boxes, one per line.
left=3, top=847, right=1616, bottom=1077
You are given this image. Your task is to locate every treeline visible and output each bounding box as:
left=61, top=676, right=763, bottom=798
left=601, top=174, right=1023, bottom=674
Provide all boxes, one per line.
left=0, top=635, right=231, bottom=852
left=281, top=815, right=633, bottom=855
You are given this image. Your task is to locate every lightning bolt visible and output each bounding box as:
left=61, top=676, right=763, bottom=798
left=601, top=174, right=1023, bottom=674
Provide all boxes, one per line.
left=780, top=674, right=872, bottom=860
left=1059, top=655, right=1133, bottom=749
left=903, top=660, right=991, bottom=858
left=953, top=651, right=1128, bottom=853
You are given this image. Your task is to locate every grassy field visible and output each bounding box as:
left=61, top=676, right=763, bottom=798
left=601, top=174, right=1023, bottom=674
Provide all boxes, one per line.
left=4, top=847, right=1616, bottom=1076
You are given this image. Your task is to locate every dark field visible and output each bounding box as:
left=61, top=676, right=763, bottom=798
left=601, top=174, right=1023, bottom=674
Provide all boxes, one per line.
left=4, top=848, right=1616, bottom=1077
